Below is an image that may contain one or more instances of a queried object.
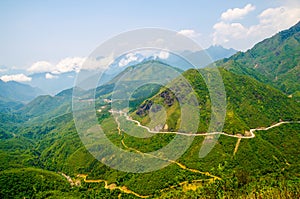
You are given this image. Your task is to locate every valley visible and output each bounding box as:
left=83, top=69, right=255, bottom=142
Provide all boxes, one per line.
left=0, top=21, right=300, bottom=199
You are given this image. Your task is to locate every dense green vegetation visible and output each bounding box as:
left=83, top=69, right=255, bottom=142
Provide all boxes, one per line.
left=0, top=114, right=299, bottom=198
left=0, top=168, right=70, bottom=198
left=134, top=68, right=300, bottom=134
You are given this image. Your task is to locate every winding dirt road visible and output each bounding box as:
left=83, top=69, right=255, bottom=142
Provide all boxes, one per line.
left=77, top=174, right=150, bottom=198
left=77, top=109, right=299, bottom=198
left=111, top=110, right=299, bottom=139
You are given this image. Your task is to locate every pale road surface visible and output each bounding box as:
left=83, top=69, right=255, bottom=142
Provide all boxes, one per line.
left=110, top=110, right=300, bottom=139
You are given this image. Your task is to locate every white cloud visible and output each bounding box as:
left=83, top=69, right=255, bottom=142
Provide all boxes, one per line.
left=177, top=29, right=200, bottom=38
left=214, top=22, right=248, bottom=38
left=213, top=5, right=300, bottom=50
left=45, top=73, right=58, bottom=79
left=28, top=55, right=115, bottom=75
left=118, top=53, right=139, bottom=67
left=154, top=51, right=170, bottom=60
left=28, top=57, right=87, bottom=75
left=221, top=4, right=255, bottom=21
left=82, top=54, right=114, bottom=71
left=213, top=22, right=248, bottom=44
left=28, top=61, right=54, bottom=73
left=253, top=6, right=300, bottom=34
left=52, top=57, right=86, bottom=74
left=158, top=51, right=169, bottom=59
left=0, top=68, right=7, bottom=73
left=0, top=74, right=32, bottom=82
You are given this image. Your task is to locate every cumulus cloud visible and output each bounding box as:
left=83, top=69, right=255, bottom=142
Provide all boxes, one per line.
left=45, top=73, right=58, bottom=79
left=213, top=22, right=248, bottom=44
left=118, top=53, right=139, bottom=67
left=177, top=29, right=200, bottom=38
left=213, top=4, right=300, bottom=50
left=0, top=74, right=32, bottom=82
left=254, top=6, right=300, bottom=33
left=28, top=61, right=54, bottom=73
left=221, top=4, right=255, bottom=21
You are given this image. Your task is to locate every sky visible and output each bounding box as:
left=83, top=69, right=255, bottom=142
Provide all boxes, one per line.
left=0, top=0, right=299, bottom=83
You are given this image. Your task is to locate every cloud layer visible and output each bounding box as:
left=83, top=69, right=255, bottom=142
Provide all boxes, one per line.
left=28, top=61, right=55, bottom=73
left=28, top=57, right=86, bottom=74
left=0, top=74, right=32, bottom=82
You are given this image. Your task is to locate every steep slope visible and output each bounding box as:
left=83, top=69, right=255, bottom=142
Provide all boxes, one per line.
left=133, top=68, right=300, bottom=135
left=216, top=21, right=300, bottom=98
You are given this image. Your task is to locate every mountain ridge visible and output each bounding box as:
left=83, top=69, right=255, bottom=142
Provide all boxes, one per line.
left=0, top=79, right=43, bottom=103
left=216, top=21, right=300, bottom=98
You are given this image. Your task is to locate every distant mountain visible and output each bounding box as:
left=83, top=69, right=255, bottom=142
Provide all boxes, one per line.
left=216, top=21, right=300, bottom=99
left=206, top=45, right=237, bottom=61
left=0, top=80, right=43, bottom=103
left=23, top=46, right=236, bottom=96
left=180, top=45, right=237, bottom=67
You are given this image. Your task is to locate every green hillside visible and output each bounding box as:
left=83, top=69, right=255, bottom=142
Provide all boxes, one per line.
left=0, top=106, right=299, bottom=198
left=18, top=94, right=72, bottom=124
left=133, top=68, right=300, bottom=135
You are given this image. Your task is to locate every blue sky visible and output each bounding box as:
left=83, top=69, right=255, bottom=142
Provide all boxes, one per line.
left=0, top=0, right=299, bottom=82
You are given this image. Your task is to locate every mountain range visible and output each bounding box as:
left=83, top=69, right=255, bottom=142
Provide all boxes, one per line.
left=0, top=22, right=299, bottom=198
left=0, top=45, right=237, bottom=96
